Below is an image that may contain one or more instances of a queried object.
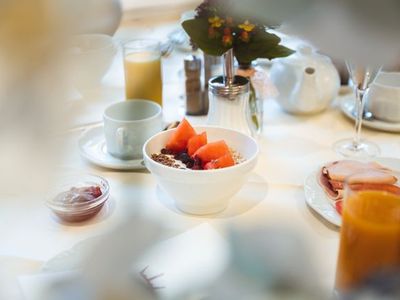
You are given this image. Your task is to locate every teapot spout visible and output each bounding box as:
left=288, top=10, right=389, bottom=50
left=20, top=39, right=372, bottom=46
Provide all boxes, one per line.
left=291, top=67, right=321, bottom=113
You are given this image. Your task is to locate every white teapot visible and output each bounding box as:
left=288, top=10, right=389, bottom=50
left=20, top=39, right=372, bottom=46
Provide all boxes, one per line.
left=269, top=46, right=340, bottom=114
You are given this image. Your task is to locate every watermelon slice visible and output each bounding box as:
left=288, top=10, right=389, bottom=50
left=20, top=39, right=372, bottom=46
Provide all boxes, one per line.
left=194, top=140, right=230, bottom=163
left=204, top=152, right=235, bottom=170
left=165, top=118, right=196, bottom=153
left=187, top=132, right=207, bottom=157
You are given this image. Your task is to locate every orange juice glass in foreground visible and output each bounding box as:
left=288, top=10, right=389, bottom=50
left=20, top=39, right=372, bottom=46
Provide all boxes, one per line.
left=123, top=39, right=162, bottom=105
left=335, top=170, right=400, bottom=293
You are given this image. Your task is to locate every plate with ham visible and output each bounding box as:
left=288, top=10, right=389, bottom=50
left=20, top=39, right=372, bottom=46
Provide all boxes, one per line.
left=304, top=158, right=400, bottom=227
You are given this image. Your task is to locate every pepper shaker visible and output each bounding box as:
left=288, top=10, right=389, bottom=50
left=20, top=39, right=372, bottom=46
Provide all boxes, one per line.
left=184, top=55, right=204, bottom=115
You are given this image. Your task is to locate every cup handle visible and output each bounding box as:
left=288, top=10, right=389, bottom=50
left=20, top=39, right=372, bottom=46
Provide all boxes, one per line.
left=116, top=127, right=128, bottom=152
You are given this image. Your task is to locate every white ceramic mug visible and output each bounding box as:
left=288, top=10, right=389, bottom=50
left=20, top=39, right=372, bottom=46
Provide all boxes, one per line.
left=103, top=100, right=162, bottom=160
left=366, top=72, right=400, bottom=123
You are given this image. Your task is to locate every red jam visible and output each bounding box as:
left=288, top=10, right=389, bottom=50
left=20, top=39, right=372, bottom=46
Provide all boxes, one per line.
left=51, top=185, right=104, bottom=223
left=54, top=186, right=102, bottom=205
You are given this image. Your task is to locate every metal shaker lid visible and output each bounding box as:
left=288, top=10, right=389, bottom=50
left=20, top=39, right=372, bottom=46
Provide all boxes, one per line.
left=208, top=75, right=249, bottom=100
left=184, top=55, right=201, bottom=71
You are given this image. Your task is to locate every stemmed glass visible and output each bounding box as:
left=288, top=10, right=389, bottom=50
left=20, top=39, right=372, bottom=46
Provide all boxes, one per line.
left=333, top=62, right=381, bottom=158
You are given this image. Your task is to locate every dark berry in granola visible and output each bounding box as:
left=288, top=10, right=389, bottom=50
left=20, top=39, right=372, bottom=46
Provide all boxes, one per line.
left=174, top=151, right=196, bottom=168
left=175, top=152, right=190, bottom=163
left=161, top=148, right=174, bottom=155
left=192, top=157, right=203, bottom=170
left=152, top=149, right=206, bottom=170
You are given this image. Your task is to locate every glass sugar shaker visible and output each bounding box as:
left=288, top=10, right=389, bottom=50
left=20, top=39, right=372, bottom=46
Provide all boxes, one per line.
left=207, top=49, right=253, bottom=136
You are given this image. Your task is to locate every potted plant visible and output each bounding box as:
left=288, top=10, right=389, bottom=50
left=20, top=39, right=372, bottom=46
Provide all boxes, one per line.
left=182, top=0, right=294, bottom=134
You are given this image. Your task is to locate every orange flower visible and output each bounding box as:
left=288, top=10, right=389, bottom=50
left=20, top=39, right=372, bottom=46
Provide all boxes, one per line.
left=223, top=27, right=231, bottom=35
left=238, top=20, right=255, bottom=32
left=239, top=30, right=250, bottom=42
left=208, top=26, right=217, bottom=38
left=208, top=16, right=224, bottom=28
left=222, top=34, right=233, bottom=47
left=226, top=16, right=234, bottom=26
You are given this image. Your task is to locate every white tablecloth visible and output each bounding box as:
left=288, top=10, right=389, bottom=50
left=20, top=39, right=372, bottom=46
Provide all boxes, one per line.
left=1, top=21, right=400, bottom=300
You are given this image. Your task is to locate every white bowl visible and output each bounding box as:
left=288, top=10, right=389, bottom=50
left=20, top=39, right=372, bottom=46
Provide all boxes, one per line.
left=68, top=34, right=117, bottom=88
left=143, top=126, right=259, bottom=215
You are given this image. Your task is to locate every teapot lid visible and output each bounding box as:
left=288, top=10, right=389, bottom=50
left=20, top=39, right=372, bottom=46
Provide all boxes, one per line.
left=283, top=45, right=332, bottom=67
left=298, top=45, right=313, bottom=56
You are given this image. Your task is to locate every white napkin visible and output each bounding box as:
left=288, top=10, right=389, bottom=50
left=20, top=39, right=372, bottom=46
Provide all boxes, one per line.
left=19, top=223, right=227, bottom=300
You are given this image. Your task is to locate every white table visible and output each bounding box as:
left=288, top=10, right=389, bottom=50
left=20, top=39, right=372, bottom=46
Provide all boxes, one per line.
left=1, top=21, right=400, bottom=299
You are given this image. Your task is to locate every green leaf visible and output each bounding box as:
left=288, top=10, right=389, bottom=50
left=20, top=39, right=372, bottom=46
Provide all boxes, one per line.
left=234, top=30, right=294, bottom=64
left=182, top=19, right=228, bottom=56
left=182, top=19, right=294, bottom=64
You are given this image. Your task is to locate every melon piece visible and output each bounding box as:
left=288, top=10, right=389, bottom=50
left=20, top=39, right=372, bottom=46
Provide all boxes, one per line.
left=204, top=152, right=235, bottom=170
left=165, top=118, right=196, bottom=152
left=194, top=140, right=230, bottom=163
left=187, top=132, right=207, bottom=157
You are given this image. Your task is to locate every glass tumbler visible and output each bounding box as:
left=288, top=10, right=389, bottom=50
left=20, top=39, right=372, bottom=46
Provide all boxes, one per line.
left=123, top=39, right=163, bottom=106
left=335, top=168, right=400, bottom=296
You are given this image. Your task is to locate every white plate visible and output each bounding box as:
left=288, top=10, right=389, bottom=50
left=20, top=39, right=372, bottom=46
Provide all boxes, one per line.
left=304, top=157, right=400, bottom=227
left=78, top=125, right=146, bottom=170
left=340, top=95, right=400, bottom=133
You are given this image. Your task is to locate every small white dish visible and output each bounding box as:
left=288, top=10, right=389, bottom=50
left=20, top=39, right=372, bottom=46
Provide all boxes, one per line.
left=340, top=95, right=400, bottom=133
left=304, top=157, right=400, bottom=227
left=68, top=34, right=117, bottom=89
left=78, top=125, right=146, bottom=170
left=366, top=72, right=400, bottom=123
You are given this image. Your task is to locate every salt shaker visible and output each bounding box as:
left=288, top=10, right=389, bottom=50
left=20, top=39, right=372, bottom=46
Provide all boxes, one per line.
left=184, top=55, right=204, bottom=115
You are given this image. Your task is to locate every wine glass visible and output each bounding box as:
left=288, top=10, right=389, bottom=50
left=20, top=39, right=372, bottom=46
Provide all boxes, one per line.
left=333, top=62, right=381, bottom=158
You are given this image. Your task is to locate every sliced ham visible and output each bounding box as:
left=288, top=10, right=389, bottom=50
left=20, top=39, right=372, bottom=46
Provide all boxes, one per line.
left=347, top=170, right=397, bottom=185
left=329, top=179, right=344, bottom=191
left=317, top=160, right=399, bottom=215
left=319, top=170, right=339, bottom=199
left=322, top=160, right=389, bottom=182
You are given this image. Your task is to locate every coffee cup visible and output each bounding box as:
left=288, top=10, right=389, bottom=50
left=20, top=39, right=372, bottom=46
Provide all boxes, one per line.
left=103, top=100, right=162, bottom=160
left=365, top=72, right=400, bottom=123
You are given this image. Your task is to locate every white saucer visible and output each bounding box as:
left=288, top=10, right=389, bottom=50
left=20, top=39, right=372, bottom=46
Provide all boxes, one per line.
left=304, top=157, right=400, bottom=227
left=78, top=125, right=146, bottom=170
left=340, top=95, right=400, bottom=133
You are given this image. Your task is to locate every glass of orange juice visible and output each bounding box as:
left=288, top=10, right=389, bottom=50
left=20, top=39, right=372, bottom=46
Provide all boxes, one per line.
left=123, top=39, right=163, bottom=105
left=335, top=167, right=400, bottom=295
